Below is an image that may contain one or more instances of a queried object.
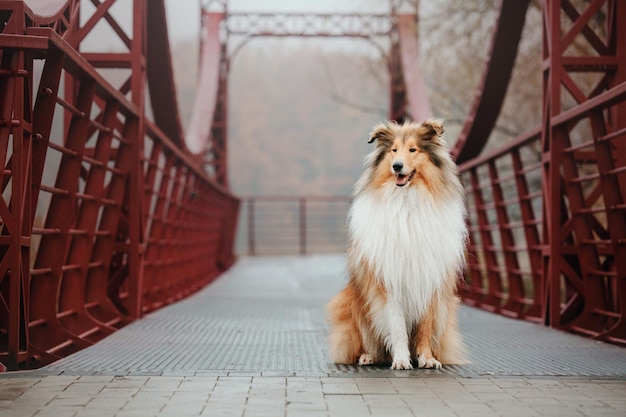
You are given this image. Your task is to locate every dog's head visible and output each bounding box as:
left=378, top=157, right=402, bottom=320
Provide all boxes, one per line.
left=366, top=119, right=449, bottom=190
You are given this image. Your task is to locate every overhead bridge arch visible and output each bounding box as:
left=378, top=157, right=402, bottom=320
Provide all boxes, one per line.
left=190, top=5, right=435, bottom=187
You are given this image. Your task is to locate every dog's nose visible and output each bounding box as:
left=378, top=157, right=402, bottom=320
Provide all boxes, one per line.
left=392, top=161, right=403, bottom=172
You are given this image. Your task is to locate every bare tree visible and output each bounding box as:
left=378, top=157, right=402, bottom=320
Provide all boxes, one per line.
left=420, top=0, right=542, bottom=149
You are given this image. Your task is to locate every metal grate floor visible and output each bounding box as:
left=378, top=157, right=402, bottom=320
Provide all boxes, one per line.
left=42, top=255, right=626, bottom=378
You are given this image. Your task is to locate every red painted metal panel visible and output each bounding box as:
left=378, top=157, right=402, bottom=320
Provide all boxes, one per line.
left=458, top=0, right=626, bottom=345
left=3, top=0, right=625, bottom=373
left=146, top=0, right=185, bottom=148
left=0, top=1, right=239, bottom=370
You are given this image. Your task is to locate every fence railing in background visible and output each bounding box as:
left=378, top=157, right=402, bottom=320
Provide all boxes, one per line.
left=237, top=196, right=351, bottom=256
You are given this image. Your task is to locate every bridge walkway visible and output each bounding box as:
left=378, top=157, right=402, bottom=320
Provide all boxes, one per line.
left=1, top=255, right=625, bottom=417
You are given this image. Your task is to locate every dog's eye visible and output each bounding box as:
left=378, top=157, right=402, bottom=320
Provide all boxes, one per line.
left=409, top=148, right=417, bottom=153
left=391, top=148, right=397, bottom=152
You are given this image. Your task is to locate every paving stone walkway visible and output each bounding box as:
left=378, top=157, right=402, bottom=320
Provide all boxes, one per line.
left=1, top=255, right=626, bottom=416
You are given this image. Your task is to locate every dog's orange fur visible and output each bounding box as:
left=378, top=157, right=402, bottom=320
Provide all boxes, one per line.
left=327, top=119, right=468, bottom=369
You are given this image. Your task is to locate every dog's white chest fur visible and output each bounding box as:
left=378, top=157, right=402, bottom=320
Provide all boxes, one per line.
left=349, top=185, right=466, bottom=319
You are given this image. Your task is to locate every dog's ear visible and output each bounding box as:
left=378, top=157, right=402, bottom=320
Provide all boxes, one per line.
left=368, top=121, right=396, bottom=144
left=421, top=118, right=444, bottom=137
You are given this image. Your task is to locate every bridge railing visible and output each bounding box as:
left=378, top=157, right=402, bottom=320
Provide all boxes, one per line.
left=457, top=128, right=544, bottom=322
left=457, top=88, right=626, bottom=345
left=452, top=0, right=626, bottom=347
left=0, top=7, right=239, bottom=371
left=236, top=196, right=350, bottom=256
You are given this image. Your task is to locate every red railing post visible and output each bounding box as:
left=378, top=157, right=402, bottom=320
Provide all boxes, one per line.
left=469, top=168, right=502, bottom=311
left=126, top=116, right=144, bottom=320
left=488, top=159, right=525, bottom=318
left=2, top=44, right=28, bottom=371
left=510, top=148, right=542, bottom=321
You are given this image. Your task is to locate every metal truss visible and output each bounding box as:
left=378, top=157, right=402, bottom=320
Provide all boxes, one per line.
left=199, top=4, right=425, bottom=186
left=4, top=0, right=624, bottom=374
left=0, top=0, right=239, bottom=371
left=457, top=0, right=626, bottom=346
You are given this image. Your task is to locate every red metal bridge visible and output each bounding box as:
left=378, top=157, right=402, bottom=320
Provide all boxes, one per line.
left=0, top=0, right=624, bottom=372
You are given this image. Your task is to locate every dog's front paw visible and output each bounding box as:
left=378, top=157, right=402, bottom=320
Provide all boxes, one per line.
left=391, top=357, right=413, bottom=370
left=417, top=355, right=442, bottom=369
left=358, top=354, right=374, bottom=366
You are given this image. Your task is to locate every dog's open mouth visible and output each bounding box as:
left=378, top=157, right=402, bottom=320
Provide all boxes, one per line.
left=395, top=170, right=416, bottom=187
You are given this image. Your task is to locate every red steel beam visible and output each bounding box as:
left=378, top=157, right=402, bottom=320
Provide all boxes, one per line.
left=452, top=0, right=531, bottom=164
left=459, top=0, right=626, bottom=346
left=145, top=0, right=185, bottom=149
left=0, top=1, right=240, bottom=371
left=540, top=0, right=626, bottom=343
left=0, top=32, right=29, bottom=371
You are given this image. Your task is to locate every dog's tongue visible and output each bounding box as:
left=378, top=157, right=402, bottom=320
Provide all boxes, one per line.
left=395, top=174, right=408, bottom=187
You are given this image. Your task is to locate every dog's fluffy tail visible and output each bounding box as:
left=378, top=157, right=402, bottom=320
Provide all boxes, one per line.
left=327, top=286, right=362, bottom=364
left=438, top=297, right=469, bottom=365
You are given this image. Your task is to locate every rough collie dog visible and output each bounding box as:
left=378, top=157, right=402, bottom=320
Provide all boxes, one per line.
left=327, top=119, right=468, bottom=370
